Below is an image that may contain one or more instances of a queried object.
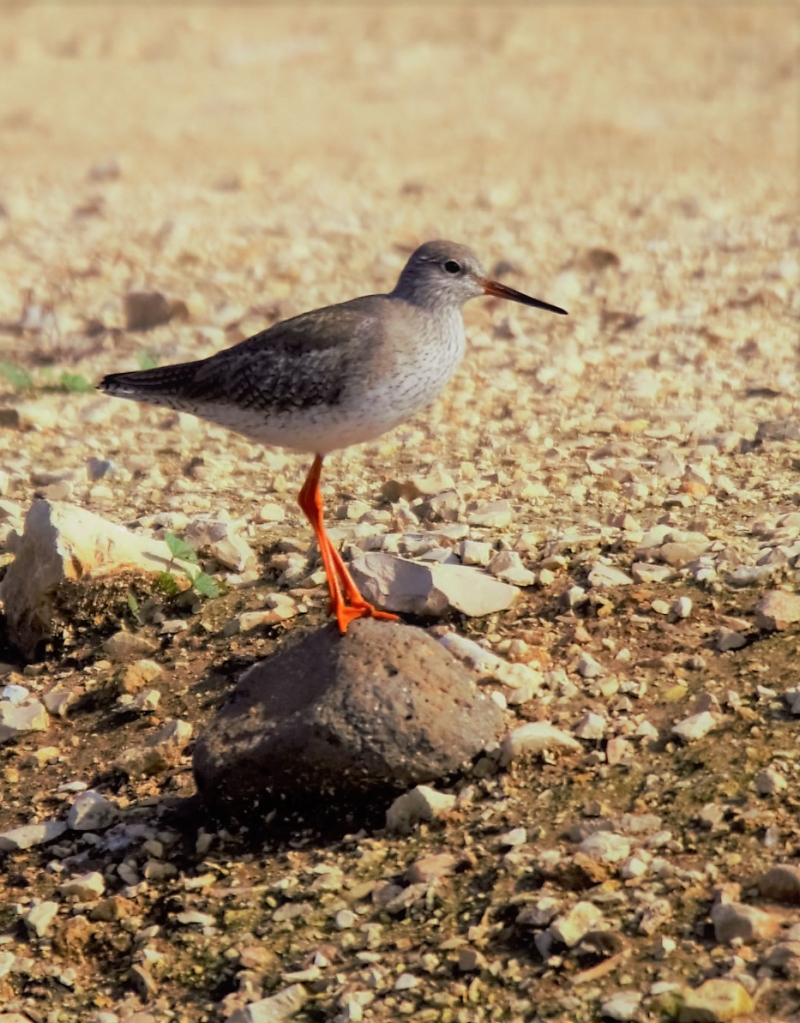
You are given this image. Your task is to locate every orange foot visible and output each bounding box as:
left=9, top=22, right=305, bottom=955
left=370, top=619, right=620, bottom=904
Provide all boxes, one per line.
left=334, top=600, right=399, bottom=634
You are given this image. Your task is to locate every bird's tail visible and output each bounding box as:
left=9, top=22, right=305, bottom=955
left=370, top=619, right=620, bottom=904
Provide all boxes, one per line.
left=98, top=363, right=198, bottom=408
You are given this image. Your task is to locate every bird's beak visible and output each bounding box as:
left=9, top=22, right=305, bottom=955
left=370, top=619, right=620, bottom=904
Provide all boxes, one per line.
left=481, top=278, right=568, bottom=316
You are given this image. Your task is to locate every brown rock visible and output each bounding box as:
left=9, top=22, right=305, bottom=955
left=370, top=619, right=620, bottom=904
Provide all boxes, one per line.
left=124, top=290, right=188, bottom=331
left=757, top=864, right=800, bottom=905
left=89, top=896, right=135, bottom=921
left=711, top=901, right=781, bottom=944
left=193, top=619, right=504, bottom=815
left=754, top=590, right=800, bottom=631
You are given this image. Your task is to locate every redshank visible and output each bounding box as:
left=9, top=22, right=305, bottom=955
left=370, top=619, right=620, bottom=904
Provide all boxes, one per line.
left=100, top=240, right=567, bottom=632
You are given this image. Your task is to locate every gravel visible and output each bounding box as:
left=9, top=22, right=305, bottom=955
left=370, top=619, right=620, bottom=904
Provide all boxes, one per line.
left=0, top=6, right=798, bottom=1023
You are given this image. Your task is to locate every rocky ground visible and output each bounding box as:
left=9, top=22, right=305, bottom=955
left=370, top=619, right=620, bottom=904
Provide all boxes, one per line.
left=0, top=5, right=799, bottom=1023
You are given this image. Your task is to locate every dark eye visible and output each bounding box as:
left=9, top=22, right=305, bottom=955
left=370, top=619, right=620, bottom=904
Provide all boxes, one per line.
left=443, top=260, right=461, bottom=274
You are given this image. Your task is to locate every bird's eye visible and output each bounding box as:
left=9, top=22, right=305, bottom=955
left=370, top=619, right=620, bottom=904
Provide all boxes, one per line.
left=443, top=260, right=461, bottom=274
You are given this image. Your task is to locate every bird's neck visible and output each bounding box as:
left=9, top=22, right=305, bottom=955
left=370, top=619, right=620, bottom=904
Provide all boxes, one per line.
left=390, top=279, right=463, bottom=314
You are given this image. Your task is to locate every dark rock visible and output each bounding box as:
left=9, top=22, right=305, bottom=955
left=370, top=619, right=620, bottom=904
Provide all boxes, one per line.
left=756, top=419, right=800, bottom=444
left=193, top=618, right=504, bottom=815
left=124, top=291, right=188, bottom=331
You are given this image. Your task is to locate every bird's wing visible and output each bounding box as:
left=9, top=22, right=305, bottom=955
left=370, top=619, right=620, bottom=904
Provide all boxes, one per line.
left=186, top=295, right=389, bottom=412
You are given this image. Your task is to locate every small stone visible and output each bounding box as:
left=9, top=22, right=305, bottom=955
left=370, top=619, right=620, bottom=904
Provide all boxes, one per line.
left=67, top=790, right=118, bottom=831
left=457, top=948, right=487, bottom=972
left=1, top=684, right=28, bottom=703
left=24, top=900, right=59, bottom=937
left=176, top=910, right=215, bottom=928
left=409, top=471, right=457, bottom=496
left=754, top=590, right=800, bottom=631
left=654, top=450, right=684, bottom=479
left=563, top=584, right=588, bottom=608
left=549, top=900, right=603, bottom=947
left=0, top=698, right=49, bottom=742
left=467, top=499, right=513, bottom=528
left=185, top=516, right=256, bottom=572
left=124, top=291, right=186, bottom=331
left=130, top=964, right=158, bottom=999
left=42, top=689, right=77, bottom=717
left=500, top=721, right=581, bottom=765
left=334, top=909, right=356, bottom=930
left=578, top=831, right=631, bottom=863
left=678, top=978, right=754, bottom=1022
left=225, top=984, right=308, bottom=1022
left=652, top=935, right=677, bottom=959
left=672, top=596, right=693, bottom=618
left=437, top=632, right=543, bottom=693
left=487, top=550, right=536, bottom=586
left=600, top=991, right=642, bottom=1021
left=659, top=540, right=710, bottom=567
left=88, top=156, right=121, bottom=181
left=697, top=803, right=726, bottom=830
left=631, top=562, right=674, bottom=583
left=711, top=901, right=780, bottom=944
left=725, top=564, right=778, bottom=587
left=459, top=540, right=493, bottom=566
left=573, top=712, right=607, bottom=740
left=716, top=627, right=747, bottom=652
left=650, top=599, right=671, bottom=615
left=258, top=502, right=286, bottom=523
left=638, top=898, right=673, bottom=935
left=671, top=710, right=716, bottom=743
left=619, top=855, right=649, bottom=880
left=405, top=852, right=460, bottom=884
left=606, top=736, right=634, bottom=765
left=757, top=864, right=800, bottom=904
left=116, top=659, right=162, bottom=694
left=386, top=785, right=457, bottom=834
left=0, top=819, right=67, bottom=851
left=103, top=631, right=159, bottom=663
left=755, top=767, right=787, bottom=795
left=393, top=972, right=419, bottom=991
left=587, top=563, right=634, bottom=588
left=116, top=718, right=192, bottom=777
left=499, top=826, right=527, bottom=848
left=58, top=871, right=106, bottom=901
left=576, top=651, right=604, bottom=678
left=89, top=896, right=135, bottom=922
left=350, top=553, right=519, bottom=618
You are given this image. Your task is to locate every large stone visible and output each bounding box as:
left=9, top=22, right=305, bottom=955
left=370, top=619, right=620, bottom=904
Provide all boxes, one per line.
left=500, top=722, right=581, bottom=765
left=0, top=698, right=49, bottom=743
left=711, top=901, right=780, bottom=944
left=754, top=590, right=800, bottom=631
left=0, top=820, right=67, bottom=851
left=349, top=552, right=519, bottom=618
left=226, top=984, right=308, bottom=1023
left=678, top=978, right=754, bottom=1022
left=0, top=500, right=195, bottom=658
left=193, top=619, right=504, bottom=814
left=757, top=864, right=800, bottom=904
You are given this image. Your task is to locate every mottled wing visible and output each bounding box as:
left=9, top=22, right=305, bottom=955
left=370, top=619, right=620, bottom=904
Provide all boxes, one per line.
left=100, top=295, right=388, bottom=414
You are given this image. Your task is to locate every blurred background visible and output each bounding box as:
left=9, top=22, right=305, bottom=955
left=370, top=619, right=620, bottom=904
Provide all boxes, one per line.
left=0, top=4, right=795, bottom=388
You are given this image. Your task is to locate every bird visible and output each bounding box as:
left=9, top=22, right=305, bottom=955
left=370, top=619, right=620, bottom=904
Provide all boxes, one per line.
left=100, top=240, right=567, bottom=633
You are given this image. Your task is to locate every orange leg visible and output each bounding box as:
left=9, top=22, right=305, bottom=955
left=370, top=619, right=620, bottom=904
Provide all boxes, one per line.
left=298, top=455, right=398, bottom=634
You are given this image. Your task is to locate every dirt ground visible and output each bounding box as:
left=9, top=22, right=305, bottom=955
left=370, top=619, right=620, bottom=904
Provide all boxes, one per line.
left=0, top=5, right=798, bottom=1023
